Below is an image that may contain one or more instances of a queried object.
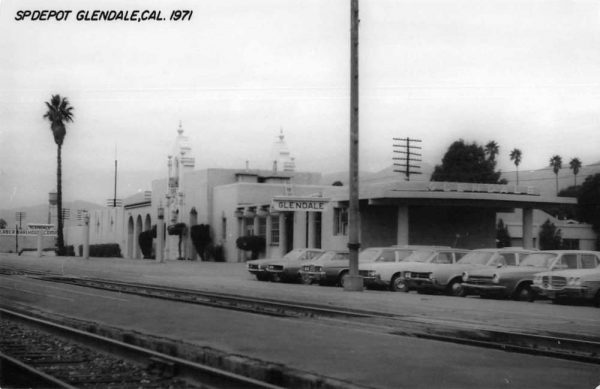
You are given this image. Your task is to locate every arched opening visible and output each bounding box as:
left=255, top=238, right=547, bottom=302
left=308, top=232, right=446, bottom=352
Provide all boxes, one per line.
left=188, top=208, right=198, bottom=260
left=135, top=214, right=143, bottom=259
left=127, top=216, right=134, bottom=259
left=144, top=214, right=152, bottom=231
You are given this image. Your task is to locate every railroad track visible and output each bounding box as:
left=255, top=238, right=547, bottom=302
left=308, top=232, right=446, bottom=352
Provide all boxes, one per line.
left=3, top=266, right=600, bottom=366
left=0, top=308, right=284, bottom=389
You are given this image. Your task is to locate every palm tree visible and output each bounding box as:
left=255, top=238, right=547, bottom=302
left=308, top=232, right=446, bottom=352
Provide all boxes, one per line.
left=44, top=95, right=74, bottom=255
left=509, top=148, right=522, bottom=185
left=549, top=155, right=562, bottom=195
left=569, top=157, right=582, bottom=186
left=485, top=141, right=499, bottom=161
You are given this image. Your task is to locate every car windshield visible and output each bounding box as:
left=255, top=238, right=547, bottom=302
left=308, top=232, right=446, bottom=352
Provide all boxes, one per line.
left=402, top=250, right=434, bottom=262
left=283, top=249, right=323, bottom=261
left=457, top=251, right=494, bottom=265
left=317, top=251, right=349, bottom=262
left=359, top=249, right=384, bottom=262
left=519, top=253, right=558, bottom=268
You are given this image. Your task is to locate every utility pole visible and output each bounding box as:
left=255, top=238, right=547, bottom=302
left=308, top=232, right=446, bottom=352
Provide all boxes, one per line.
left=393, top=137, right=422, bottom=180
left=345, top=0, right=363, bottom=291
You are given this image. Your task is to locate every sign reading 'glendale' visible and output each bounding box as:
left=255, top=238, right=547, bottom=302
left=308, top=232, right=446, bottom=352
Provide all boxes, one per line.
left=271, top=197, right=330, bottom=212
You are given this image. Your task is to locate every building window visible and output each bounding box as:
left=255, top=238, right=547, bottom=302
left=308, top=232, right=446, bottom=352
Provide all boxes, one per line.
left=562, top=239, right=579, bottom=250
left=222, top=217, right=227, bottom=240
left=333, top=207, right=348, bottom=236
left=258, top=217, right=267, bottom=238
left=271, top=215, right=280, bottom=245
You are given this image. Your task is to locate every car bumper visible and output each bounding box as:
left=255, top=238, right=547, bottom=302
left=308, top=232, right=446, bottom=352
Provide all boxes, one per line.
left=405, top=278, right=443, bottom=291
left=462, top=283, right=507, bottom=295
left=362, top=276, right=387, bottom=288
left=247, top=268, right=267, bottom=276
left=300, top=271, right=332, bottom=284
left=531, top=285, right=594, bottom=300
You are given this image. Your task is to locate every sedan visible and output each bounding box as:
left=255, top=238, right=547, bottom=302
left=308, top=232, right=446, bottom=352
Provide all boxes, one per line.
left=358, top=248, right=469, bottom=291
left=403, top=247, right=534, bottom=296
left=463, top=250, right=600, bottom=301
left=532, top=265, right=600, bottom=306
left=247, top=248, right=325, bottom=281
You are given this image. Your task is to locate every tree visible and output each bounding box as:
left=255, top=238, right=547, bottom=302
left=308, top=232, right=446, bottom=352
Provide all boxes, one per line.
left=549, top=155, right=562, bottom=195
left=0, top=218, right=6, bottom=229
left=496, top=219, right=511, bottom=248
left=576, top=173, right=600, bottom=233
left=332, top=181, right=343, bottom=186
left=43, top=94, right=74, bottom=256
left=509, top=148, right=522, bottom=185
left=538, top=219, right=562, bottom=250
left=569, top=157, right=582, bottom=186
left=485, top=141, right=499, bottom=162
left=431, top=139, right=503, bottom=183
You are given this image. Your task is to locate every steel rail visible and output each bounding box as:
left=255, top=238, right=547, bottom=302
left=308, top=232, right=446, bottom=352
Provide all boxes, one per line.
left=0, top=351, right=78, bottom=389
left=0, top=308, right=284, bottom=389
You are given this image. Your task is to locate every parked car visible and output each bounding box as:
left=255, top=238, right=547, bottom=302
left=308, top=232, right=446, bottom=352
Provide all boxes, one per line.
left=531, top=265, right=600, bottom=306
left=403, top=247, right=534, bottom=296
left=300, top=246, right=430, bottom=287
left=298, top=250, right=350, bottom=285
left=265, top=248, right=327, bottom=282
left=358, top=248, right=469, bottom=291
left=463, top=250, right=600, bottom=301
left=246, top=248, right=325, bottom=281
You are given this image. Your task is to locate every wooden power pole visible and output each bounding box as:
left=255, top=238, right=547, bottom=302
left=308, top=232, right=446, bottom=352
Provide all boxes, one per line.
left=345, top=0, right=363, bottom=291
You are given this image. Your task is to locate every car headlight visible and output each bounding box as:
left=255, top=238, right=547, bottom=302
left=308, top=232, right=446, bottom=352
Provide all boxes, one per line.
left=568, top=277, right=581, bottom=286
left=492, top=273, right=500, bottom=284
left=405, top=272, right=411, bottom=279
left=532, top=275, right=542, bottom=284
left=462, top=272, right=469, bottom=282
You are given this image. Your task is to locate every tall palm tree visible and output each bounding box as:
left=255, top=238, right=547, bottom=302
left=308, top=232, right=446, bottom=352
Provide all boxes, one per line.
left=485, top=141, right=499, bottom=161
left=549, top=155, right=562, bottom=195
left=509, top=148, right=522, bottom=185
left=44, top=95, right=74, bottom=255
left=569, top=157, right=582, bottom=186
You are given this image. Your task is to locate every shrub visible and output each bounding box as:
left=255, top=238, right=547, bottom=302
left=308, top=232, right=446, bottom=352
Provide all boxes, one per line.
left=77, top=243, right=122, bottom=258
left=167, top=222, right=187, bottom=236
left=190, top=224, right=212, bottom=261
left=138, top=230, right=154, bottom=259
left=236, top=236, right=265, bottom=260
left=538, top=219, right=562, bottom=250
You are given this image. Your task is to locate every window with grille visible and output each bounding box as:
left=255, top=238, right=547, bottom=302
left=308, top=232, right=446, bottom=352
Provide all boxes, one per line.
left=333, top=207, right=348, bottom=236
left=270, top=215, right=280, bottom=245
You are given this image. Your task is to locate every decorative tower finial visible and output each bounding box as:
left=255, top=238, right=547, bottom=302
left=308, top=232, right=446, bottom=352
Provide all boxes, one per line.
left=178, top=121, right=183, bottom=135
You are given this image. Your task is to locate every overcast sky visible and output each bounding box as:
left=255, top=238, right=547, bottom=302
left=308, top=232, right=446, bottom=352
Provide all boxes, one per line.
left=1, top=0, right=600, bottom=209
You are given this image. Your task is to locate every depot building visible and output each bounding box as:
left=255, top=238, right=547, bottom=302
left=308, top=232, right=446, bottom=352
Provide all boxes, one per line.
left=74, top=125, right=581, bottom=261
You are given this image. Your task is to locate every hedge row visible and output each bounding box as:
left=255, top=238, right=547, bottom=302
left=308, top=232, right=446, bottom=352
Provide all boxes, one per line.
left=76, top=243, right=122, bottom=258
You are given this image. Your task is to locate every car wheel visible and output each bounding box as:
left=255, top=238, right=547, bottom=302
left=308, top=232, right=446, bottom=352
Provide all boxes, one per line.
left=513, top=284, right=534, bottom=302
left=447, top=280, right=465, bottom=297
left=256, top=273, right=268, bottom=281
left=337, top=271, right=349, bottom=287
left=271, top=273, right=281, bottom=282
left=390, top=275, right=408, bottom=292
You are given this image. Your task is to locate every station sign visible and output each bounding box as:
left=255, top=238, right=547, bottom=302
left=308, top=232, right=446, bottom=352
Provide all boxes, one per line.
left=271, top=196, right=330, bottom=212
